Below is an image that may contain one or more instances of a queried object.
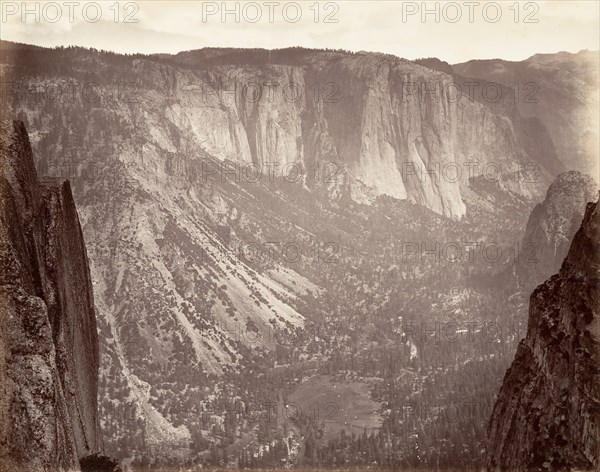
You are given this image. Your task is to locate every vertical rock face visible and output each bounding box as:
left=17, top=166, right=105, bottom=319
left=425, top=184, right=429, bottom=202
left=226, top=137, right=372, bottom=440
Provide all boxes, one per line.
left=487, top=199, right=600, bottom=471
left=0, top=43, right=579, bottom=460
left=157, top=51, right=554, bottom=219
left=0, top=121, right=100, bottom=471
left=517, top=171, right=598, bottom=292
left=0, top=42, right=559, bottom=221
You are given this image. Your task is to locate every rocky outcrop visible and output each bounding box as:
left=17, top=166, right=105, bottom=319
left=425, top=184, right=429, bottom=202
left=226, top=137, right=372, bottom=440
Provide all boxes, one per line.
left=516, top=171, right=598, bottom=292
left=144, top=48, right=556, bottom=219
left=0, top=42, right=578, bottom=460
left=486, top=199, right=600, bottom=471
left=0, top=42, right=558, bottom=220
left=0, top=121, right=101, bottom=471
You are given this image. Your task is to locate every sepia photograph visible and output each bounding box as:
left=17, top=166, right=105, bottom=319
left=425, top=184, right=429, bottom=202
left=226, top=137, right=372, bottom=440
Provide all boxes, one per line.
left=0, top=1, right=598, bottom=471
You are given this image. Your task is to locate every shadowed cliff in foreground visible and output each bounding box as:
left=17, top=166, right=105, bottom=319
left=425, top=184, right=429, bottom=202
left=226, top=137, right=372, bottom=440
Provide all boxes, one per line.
left=487, top=198, right=600, bottom=471
left=0, top=121, right=101, bottom=471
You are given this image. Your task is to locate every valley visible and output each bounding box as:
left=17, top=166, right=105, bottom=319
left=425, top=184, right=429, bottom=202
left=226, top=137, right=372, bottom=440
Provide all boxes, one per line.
left=1, top=41, right=597, bottom=471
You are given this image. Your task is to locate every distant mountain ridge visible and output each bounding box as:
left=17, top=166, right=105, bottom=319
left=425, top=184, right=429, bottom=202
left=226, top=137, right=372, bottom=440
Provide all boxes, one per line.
left=1, top=40, right=562, bottom=219
left=454, top=49, right=600, bottom=180
left=0, top=41, right=593, bottom=465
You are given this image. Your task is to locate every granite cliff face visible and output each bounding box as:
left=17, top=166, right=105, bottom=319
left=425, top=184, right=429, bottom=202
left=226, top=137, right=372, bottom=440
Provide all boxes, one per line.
left=0, top=121, right=101, bottom=471
left=0, top=43, right=572, bottom=462
left=516, top=171, right=598, bottom=292
left=1, top=43, right=557, bottom=220
left=132, top=48, right=555, bottom=219
left=487, top=199, right=600, bottom=471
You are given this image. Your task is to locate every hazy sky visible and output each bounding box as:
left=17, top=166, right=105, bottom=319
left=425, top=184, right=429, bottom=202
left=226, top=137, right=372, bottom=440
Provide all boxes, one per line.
left=1, top=1, right=598, bottom=63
